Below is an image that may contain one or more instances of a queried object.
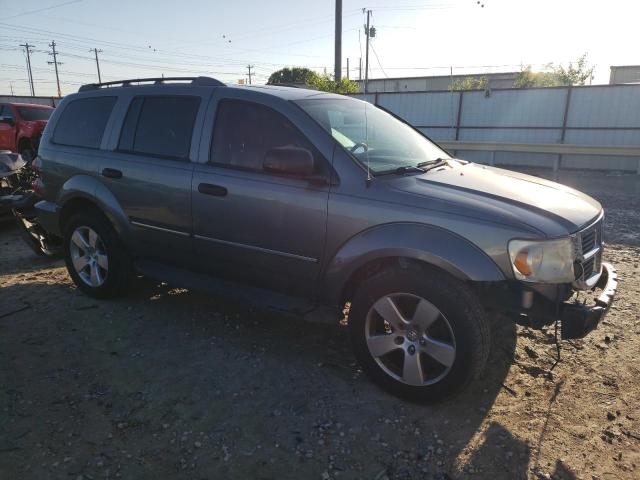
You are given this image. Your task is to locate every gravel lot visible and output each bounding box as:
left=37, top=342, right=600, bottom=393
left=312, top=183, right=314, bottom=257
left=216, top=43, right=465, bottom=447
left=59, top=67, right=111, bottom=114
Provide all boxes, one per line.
left=0, top=169, right=639, bottom=480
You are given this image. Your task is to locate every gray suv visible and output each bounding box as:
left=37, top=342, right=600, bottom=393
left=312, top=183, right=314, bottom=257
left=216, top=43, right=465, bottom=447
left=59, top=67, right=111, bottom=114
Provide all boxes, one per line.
left=33, top=76, right=617, bottom=401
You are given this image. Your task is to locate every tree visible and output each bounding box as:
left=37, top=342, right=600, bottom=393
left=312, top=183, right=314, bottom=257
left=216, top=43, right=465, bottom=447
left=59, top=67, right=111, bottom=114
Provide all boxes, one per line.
left=514, top=54, right=594, bottom=88
left=312, top=73, right=359, bottom=94
left=267, top=68, right=359, bottom=94
left=267, top=67, right=319, bottom=86
left=449, top=76, right=489, bottom=91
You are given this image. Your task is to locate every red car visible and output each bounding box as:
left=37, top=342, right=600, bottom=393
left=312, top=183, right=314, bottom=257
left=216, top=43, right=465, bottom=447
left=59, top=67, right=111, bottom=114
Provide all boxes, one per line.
left=0, top=102, right=55, bottom=161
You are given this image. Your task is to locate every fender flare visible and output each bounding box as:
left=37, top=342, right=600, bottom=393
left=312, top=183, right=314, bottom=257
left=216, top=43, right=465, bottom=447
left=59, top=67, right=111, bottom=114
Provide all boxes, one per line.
left=57, top=175, right=132, bottom=243
left=320, top=222, right=506, bottom=304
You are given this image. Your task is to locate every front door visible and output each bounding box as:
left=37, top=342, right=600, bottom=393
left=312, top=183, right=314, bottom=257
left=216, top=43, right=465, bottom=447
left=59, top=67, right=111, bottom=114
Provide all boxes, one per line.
left=98, top=95, right=200, bottom=265
left=192, top=97, right=331, bottom=297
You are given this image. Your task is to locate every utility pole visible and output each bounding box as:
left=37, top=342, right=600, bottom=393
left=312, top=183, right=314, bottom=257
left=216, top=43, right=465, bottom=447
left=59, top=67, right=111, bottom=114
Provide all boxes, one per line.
left=19, top=42, right=35, bottom=96
left=363, top=9, right=372, bottom=93
left=91, top=47, right=103, bottom=83
left=334, top=0, right=342, bottom=82
left=48, top=40, right=62, bottom=97
left=359, top=57, right=362, bottom=81
left=346, top=57, right=350, bottom=80
left=9, top=82, right=14, bottom=95
left=246, top=64, right=254, bottom=85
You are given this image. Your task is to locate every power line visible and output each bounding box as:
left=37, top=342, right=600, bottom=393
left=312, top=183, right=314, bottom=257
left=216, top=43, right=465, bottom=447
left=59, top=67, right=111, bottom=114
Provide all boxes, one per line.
left=370, top=42, right=388, bottom=78
left=0, top=0, right=82, bottom=21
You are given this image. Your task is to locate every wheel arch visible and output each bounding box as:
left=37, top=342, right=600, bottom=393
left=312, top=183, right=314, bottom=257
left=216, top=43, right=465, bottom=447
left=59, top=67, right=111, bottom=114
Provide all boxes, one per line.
left=320, top=222, right=506, bottom=305
left=57, top=175, right=131, bottom=244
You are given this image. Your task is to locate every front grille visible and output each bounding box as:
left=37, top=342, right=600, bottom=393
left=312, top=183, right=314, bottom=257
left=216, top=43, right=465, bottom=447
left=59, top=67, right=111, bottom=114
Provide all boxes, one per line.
left=574, top=218, right=604, bottom=287
left=581, top=229, right=597, bottom=254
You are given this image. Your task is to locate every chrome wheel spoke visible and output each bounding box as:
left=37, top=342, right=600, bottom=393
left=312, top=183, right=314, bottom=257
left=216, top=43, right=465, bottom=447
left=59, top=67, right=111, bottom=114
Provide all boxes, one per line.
left=421, top=337, right=455, bottom=367
left=366, top=334, right=400, bottom=357
left=88, top=229, right=99, bottom=248
left=89, top=262, right=102, bottom=286
left=72, top=255, right=89, bottom=272
left=372, top=296, right=408, bottom=331
left=412, top=298, right=441, bottom=331
left=402, top=351, right=424, bottom=385
left=71, top=230, right=89, bottom=250
left=96, top=253, right=109, bottom=270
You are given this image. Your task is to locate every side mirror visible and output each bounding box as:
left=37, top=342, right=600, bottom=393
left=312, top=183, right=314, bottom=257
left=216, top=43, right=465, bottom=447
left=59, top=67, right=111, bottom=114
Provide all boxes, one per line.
left=0, top=116, right=14, bottom=127
left=263, top=146, right=315, bottom=177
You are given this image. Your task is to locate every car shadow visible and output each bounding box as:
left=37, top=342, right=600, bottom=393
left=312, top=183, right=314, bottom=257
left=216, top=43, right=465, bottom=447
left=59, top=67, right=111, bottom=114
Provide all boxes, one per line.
left=0, top=272, right=532, bottom=479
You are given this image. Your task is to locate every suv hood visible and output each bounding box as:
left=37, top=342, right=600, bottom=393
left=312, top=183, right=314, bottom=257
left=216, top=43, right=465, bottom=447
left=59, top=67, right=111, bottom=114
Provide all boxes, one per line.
left=389, top=162, right=602, bottom=237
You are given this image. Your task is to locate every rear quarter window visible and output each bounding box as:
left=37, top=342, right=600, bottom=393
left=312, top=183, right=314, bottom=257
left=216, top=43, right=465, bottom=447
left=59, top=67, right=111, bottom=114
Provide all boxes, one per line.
left=52, top=96, right=116, bottom=149
left=118, top=96, right=200, bottom=160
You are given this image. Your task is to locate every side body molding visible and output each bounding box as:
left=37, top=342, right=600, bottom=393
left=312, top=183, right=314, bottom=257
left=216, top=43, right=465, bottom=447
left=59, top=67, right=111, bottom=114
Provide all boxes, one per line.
left=57, top=174, right=132, bottom=243
left=320, top=223, right=506, bottom=304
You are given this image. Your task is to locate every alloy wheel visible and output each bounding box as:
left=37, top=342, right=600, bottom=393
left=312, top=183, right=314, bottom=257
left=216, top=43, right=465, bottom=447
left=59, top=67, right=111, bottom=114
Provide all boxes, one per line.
left=364, top=293, right=456, bottom=386
left=69, top=226, right=109, bottom=287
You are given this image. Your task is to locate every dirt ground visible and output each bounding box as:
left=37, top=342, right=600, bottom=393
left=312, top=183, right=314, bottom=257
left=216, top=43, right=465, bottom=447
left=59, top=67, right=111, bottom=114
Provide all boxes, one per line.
left=0, top=169, right=638, bottom=480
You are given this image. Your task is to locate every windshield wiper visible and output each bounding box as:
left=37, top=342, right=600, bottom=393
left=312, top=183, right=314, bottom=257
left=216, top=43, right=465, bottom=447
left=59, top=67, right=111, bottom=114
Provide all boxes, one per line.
left=416, top=158, right=448, bottom=169
left=392, top=165, right=426, bottom=175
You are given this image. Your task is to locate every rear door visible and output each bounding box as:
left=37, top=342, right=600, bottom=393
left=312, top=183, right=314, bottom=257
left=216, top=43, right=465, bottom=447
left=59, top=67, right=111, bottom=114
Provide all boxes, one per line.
left=191, top=94, right=332, bottom=297
left=0, top=105, right=17, bottom=151
left=98, top=93, right=204, bottom=265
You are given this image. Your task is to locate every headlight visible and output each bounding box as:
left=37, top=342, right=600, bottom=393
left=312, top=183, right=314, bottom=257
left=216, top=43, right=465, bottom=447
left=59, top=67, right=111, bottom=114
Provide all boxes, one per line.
left=508, top=238, right=575, bottom=283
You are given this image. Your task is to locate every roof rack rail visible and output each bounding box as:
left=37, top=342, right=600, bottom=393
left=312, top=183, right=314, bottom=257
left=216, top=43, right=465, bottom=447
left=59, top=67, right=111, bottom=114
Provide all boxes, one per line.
left=78, top=76, right=225, bottom=92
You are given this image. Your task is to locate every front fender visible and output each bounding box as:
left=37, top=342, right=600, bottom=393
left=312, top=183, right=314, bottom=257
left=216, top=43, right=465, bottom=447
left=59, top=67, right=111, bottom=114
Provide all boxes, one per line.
left=320, top=222, right=506, bottom=304
left=57, top=175, right=132, bottom=243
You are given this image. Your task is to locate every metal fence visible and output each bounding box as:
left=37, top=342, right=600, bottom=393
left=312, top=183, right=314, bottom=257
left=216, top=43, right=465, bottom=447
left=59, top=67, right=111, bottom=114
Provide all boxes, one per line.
left=352, top=84, right=640, bottom=173
left=0, top=95, right=60, bottom=107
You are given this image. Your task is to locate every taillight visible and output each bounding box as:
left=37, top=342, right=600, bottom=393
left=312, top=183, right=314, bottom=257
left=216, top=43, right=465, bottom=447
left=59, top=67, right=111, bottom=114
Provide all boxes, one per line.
left=31, top=156, right=42, bottom=173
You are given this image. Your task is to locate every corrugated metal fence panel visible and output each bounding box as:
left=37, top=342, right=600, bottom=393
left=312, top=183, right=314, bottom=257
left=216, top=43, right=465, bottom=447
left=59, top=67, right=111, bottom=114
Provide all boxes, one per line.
left=560, top=154, right=639, bottom=171
left=458, top=127, right=561, bottom=143
left=418, top=127, right=456, bottom=141
left=377, top=91, right=459, bottom=127
left=568, top=85, right=640, bottom=128
left=460, top=88, right=568, bottom=127
left=565, top=129, right=640, bottom=146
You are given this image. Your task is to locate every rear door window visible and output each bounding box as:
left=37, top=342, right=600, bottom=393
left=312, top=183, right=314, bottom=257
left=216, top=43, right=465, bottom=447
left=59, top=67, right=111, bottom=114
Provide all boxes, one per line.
left=52, top=96, right=116, bottom=148
left=118, top=96, right=200, bottom=160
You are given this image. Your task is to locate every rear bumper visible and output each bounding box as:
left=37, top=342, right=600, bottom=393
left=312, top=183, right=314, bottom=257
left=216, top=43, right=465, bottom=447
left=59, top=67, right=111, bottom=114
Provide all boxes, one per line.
left=560, top=262, right=618, bottom=339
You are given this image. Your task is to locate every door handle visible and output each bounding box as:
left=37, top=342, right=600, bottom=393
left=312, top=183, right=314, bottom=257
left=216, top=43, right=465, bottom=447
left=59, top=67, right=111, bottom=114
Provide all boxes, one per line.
left=198, top=183, right=227, bottom=196
left=102, top=168, right=123, bottom=179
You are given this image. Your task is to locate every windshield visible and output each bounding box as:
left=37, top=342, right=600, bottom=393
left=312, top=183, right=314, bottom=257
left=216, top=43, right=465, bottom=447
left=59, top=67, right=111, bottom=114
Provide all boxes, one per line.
left=296, top=97, right=449, bottom=174
left=16, top=107, right=53, bottom=121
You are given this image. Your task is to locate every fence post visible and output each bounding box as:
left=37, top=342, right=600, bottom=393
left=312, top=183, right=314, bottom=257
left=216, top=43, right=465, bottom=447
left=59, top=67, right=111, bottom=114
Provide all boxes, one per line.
left=455, top=90, right=463, bottom=141
left=556, top=86, right=573, bottom=172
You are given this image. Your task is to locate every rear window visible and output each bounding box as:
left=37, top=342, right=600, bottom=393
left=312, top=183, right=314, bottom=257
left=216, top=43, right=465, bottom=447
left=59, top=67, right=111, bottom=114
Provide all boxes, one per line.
left=52, top=97, right=116, bottom=149
left=17, top=106, right=53, bottom=121
left=118, top=96, right=200, bottom=160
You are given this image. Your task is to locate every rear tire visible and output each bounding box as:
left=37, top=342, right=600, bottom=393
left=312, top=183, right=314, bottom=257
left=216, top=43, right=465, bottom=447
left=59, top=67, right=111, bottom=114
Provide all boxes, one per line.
left=63, top=210, right=130, bottom=298
left=348, top=265, right=490, bottom=402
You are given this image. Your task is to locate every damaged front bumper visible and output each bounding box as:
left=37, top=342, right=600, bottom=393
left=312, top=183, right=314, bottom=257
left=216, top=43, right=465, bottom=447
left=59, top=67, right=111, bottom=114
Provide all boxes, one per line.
left=560, top=262, right=618, bottom=339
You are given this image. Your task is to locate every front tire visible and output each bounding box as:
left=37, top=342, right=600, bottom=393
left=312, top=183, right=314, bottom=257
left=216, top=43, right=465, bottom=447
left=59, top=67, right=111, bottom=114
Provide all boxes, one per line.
left=348, top=265, right=490, bottom=402
left=63, top=211, right=130, bottom=298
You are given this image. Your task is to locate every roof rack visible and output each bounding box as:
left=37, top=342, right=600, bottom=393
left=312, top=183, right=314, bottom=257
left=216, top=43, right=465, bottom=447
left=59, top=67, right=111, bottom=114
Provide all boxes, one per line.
left=78, top=76, right=225, bottom=92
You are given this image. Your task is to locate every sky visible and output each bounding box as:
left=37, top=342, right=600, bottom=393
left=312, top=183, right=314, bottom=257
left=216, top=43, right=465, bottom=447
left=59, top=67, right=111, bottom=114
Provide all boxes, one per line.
left=0, top=0, right=638, bottom=97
